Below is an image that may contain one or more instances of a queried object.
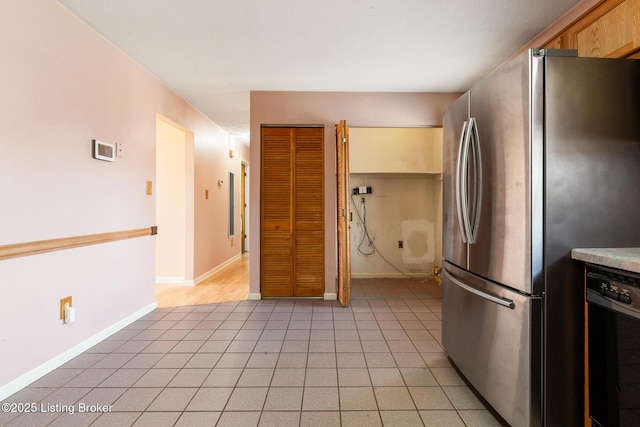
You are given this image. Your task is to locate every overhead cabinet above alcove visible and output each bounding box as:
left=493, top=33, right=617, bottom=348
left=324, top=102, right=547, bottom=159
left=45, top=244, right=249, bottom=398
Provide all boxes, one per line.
left=349, top=127, right=443, bottom=174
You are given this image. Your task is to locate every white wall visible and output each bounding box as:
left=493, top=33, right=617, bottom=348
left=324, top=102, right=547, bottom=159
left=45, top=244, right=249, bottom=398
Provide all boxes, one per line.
left=349, top=174, right=441, bottom=277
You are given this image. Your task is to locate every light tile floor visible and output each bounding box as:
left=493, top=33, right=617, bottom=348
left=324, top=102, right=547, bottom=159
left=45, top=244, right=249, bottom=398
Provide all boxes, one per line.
left=0, top=279, right=505, bottom=426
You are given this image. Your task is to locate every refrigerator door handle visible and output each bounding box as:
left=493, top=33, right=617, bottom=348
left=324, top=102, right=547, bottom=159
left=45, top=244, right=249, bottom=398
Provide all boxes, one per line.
left=444, top=267, right=515, bottom=309
left=468, top=117, right=483, bottom=244
left=456, top=120, right=469, bottom=243
left=460, top=120, right=473, bottom=243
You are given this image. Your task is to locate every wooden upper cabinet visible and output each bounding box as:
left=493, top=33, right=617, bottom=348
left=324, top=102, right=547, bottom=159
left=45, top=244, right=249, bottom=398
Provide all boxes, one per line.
left=542, top=35, right=566, bottom=50
left=576, top=0, right=640, bottom=57
left=543, top=0, right=640, bottom=58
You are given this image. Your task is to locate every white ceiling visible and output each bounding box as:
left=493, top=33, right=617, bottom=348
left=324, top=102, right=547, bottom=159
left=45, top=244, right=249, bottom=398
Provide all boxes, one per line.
left=57, top=0, right=580, bottom=138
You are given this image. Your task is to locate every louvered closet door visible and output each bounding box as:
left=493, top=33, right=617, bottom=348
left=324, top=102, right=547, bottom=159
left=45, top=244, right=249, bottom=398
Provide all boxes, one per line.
left=261, top=127, right=293, bottom=297
left=293, top=127, right=324, bottom=297
left=261, top=126, right=324, bottom=297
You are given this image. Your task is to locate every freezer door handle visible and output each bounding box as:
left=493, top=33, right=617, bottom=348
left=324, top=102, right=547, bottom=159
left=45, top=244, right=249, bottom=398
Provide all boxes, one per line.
left=444, top=267, right=515, bottom=309
left=456, top=120, right=470, bottom=243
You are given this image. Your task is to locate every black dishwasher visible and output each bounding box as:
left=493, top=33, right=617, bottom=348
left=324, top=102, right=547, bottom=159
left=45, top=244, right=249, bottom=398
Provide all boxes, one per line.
left=587, top=265, right=640, bottom=427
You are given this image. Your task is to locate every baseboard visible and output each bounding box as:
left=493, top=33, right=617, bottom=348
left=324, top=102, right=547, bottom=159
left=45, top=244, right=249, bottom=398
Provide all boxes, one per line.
left=194, top=254, right=242, bottom=285
left=324, top=292, right=337, bottom=300
left=247, top=293, right=261, bottom=300
left=155, top=276, right=189, bottom=285
left=0, top=302, right=157, bottom=402
left=351, top=272, right=431, bottom=279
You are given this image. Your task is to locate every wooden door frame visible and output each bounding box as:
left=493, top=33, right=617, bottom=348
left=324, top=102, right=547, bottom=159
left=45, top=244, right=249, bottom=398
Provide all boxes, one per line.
left=241, top=162, right=247, bottom=253
left=336, top=120, right=352, bottom=306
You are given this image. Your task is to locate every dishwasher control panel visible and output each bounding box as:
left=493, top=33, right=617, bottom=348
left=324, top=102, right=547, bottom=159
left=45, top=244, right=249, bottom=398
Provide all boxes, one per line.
left=586, top=265, right=640, bottom=309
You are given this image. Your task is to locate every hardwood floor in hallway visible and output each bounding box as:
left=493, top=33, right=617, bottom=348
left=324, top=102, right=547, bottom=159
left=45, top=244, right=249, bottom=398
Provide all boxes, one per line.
left=156, top=253, right=250, bottom=307
left=156, top=252, right=442, bottom=308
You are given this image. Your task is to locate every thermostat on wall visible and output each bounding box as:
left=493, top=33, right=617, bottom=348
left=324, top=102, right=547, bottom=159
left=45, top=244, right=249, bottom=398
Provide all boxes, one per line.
left=93, top=139, right=115, bottom=162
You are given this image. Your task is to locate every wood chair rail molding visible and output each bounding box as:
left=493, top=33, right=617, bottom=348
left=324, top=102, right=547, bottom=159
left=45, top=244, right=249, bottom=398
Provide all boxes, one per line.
left=0, top=226, right=157, bottom=261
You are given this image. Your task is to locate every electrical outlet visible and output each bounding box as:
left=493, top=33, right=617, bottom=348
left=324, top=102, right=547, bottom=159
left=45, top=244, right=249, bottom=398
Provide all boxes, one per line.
left=59, top=296, right=72, bottom=320
left=146, top=181, right=153, bottom=195
left=398, top=241, right=403, bottom=249
left=352, top=186, right=373, bottom=195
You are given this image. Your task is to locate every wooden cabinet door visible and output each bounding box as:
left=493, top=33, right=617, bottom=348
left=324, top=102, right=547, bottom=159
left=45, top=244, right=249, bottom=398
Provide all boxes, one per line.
left=545, top=0, right=640, bottom=58
left=261, top=126, right=324, bottom=297
left=576, top=0, right=640, bottom=58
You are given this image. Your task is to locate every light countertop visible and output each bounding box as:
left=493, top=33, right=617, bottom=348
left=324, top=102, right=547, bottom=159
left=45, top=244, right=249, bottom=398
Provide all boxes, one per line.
left=571, top=248, right=640, bottom=274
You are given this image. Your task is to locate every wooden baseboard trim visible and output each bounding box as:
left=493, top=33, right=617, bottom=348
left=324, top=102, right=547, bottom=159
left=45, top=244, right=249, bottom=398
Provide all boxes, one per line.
left=351, top=272, right=432, bottom=279
left=193, top=253, right=242, bottom=286
left=155, top=276, right=188, bottom=285
left=0, top=227, right=157, bottom=261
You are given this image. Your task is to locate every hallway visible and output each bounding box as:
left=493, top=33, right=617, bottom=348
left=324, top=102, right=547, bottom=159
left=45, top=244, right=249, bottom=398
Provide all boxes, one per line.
left=155, top=254, right=250, bottom=307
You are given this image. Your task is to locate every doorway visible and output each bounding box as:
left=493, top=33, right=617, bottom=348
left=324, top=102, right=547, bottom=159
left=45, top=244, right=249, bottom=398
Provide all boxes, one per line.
left=155, top=115, right=194, bottom=285
left=154, top=117, right=252, bottom=307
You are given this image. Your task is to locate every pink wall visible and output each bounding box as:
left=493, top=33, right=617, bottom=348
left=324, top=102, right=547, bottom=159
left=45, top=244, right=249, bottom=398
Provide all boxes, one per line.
left=249, top=91, right=461, bottom=296
left=0, top=0, right=240, bottom=396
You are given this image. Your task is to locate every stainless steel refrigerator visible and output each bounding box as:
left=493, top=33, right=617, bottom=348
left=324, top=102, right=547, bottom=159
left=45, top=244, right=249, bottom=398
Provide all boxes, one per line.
left=442, top=49, right=640, bottom=427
